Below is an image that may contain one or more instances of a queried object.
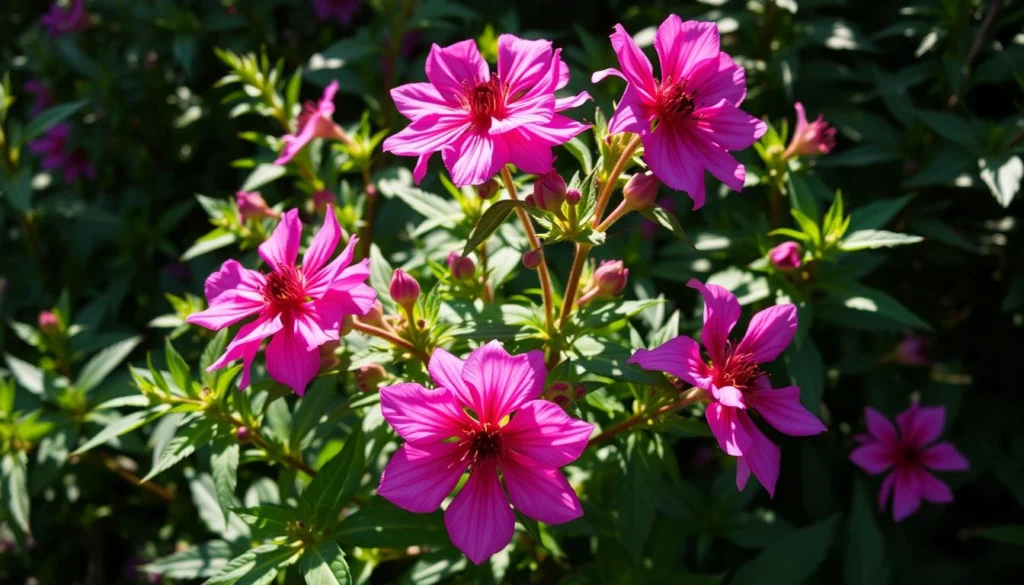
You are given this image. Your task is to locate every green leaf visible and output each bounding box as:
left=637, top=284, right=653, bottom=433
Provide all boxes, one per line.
left=73, top=404, right=171, bottom=455
left=916, top=110, right=983, bottom=151
left=838, top=230, right=923, bottom=251
left=787, top=174, right=821, bottom=221
left=142, top=540, right=234, bottom=579
left=211, top=439, right=240, bottom=527
left=564, top=136, right=594, bottom=175
left=377, top=176, right=462, bottom=221
left=1, top=453, right=31, bottom=541
left=574, top=299, right=663, bottom=330
left=786, top=339, right=824, bottom=412
left=731, top=516, right=839, bottom=585
left=848, top=195, right=913, bottom=231
left=290, top=377, right=336, bottom=451
left=75, top=336, right=142, bottom=393
left=182, top=230, right=237, bottom=261
left=821, top=283, right=932, bottom=331
left=301, top=429, right=366, bottom=531
left=203, top=543, right=300, bottom=585
left=335, top=499, right=450, bottom=548
left=165, top=338, right=193, bottom=395
left=790, top=209, right=822, bottom=248
left=979, top=155, right=1023, bottom=208
left=19, top=101, right=86, bottom=146
left=143, top=420, right=217, bottom=481
left=188, top=471, right=251, bottom=543
left=965, top=525, right=1024, bottom=547
left=0, top=169, right=33, bottom=212
left=613, top=433, right=661, bottom=564
left=642, top=205, right=694, bottom=246
left=4, top=353, right=44, bottom=395
left=461, top=200, right=527, bottom=257
left=201, top=329, right=232, bottom=389
left=299, top=540, right=353, bottom=585
left=242, top=164, right=288, bottom=191
left=844, top=481, right=889, bottom=585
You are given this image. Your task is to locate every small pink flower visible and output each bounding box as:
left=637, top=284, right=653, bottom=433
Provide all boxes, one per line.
left=578, top=260, right=629, bottom=306
left=29, top=123, right=94, bottom=183
left=383, top=35, right=591, bottom=187
left=186, top=209, right=377, bottom=395
left=24, top=80, right=54, bottom=117
left=389, top=269, right=420, bottom=309
left=629, top=279, right=825, bottom=496
left=38, top=311, right=60, bottom=334
left=447, top=252, right=476, bottom=280
left=377, top=342, right=595, bottom=564
left=769, top=242, right=803, bottom=271
left=623, top=172, right=659, bottom=210
left=311, top=0, right=360, bottom=26
left=850, top=402, right=968, bottom=522
left=41, top=0, right=90, bottom=37
left=275, top=80, right=349, bottom=166
left=236, top=191, right=278, bottom=221
left=783, top=102, right=836, bottom=159
left=592, top=16, right=766, bottom=209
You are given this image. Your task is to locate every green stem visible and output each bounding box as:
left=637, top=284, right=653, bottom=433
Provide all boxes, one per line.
left=587, top=388, right=705, bottom=448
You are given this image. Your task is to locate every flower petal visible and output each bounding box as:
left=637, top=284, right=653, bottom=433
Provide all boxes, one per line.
left=916, top=469, right=954, bottom=504
left=444, top=464, right=515, bottom=565
left=382, top=114, right=470, bottom=156
left=501, top=400, right=594, bottom=468
left=643, top=124, right=706, bottom=208
left=714, top=385, right=747, bottom=408
left=204, top=259, right=265, bottom=304
left=302, top=206, right=342, bottom=277
left=609, top=24, right=657, bottom=101
left=555, top=90, right=591, bottom=112
left=688, top=53, right=747, bottom=106
left=186, top=292, right=264, bottom=330
left=265, top=324, right=319, bottom=395
left=378, top=442, right=467, bottom=513
left=306, top=234, right=358, bottom=299
left=896, top=402, right=945, bottom=449
left=442, top=132, right=508, bottom=187
left=736, top=457, right=751, bottom=491
left=292, top=311, right=338, bottom=352
left=500, top=129, right=554, bottom=174
left=206, top=320, right=265, bottom=390
left=687, top=279, right=740, bottom=362
left=921, top=442, right=970, bottom=471
left=749, top=386, right=827, bottom=436
left=693, top=101, right=767, bottom=151
left=628, top=335, right=713, bottom=390
left=892, top=468, right=922, bottom=522
left=735, top=304, right=798, bottom=364
left=849, top=443, right=895, bottom=475
left=379, top=383, right=468, bottom=444
left=511, top=114, right=589, bottom=149
left=654, top=16, right=720, bottom=83
left=427, top=347, right=475, bottom=405
left=687, top=126, right=745, bottom=192
left=591, top=67, right=624, bottom=84
left=735, top=412, right=781, bottom=497
left=461, top=341, right=546, bottom=424
left=706, top=403, right=751, bottom=457
left=878, top=471, right=896, bottom=512
left=259, top=209, right=302, bottom=271
left=865, top=408, right=898, bottom=447
left=425, top=40, right=488, bottom=99
left=502, top=455, right=583, bottom=525
left=497, top=34, right=555, bottom=99
left=391, top=82, right=462, bottom=120
left=607, top=83, right=650, bottom=136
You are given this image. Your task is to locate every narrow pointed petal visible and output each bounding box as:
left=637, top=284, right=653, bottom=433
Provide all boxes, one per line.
left=735, top=412, right=781, bottom=497
left=442, top=132, right=507, bottom=187
left=502, top=455, right=583, bottom=525
left=896, top=403, right=945, bottom=449
left=654, top=16, right=720, bottom=82
left=444, top=465, right=515, bottom=565
left=921, top=442, right=970, bottom=471
left=186, top=292, right=264, bottom=330
left=497, top=35, right=554, bottom=99
left=302, top=207, right=342, bottom=277
left=259, top=209, right=302, bottom=270
left=382, top=114, right=470, bottom=157
left=749, top=386, right=826, bottom=436
left=427, top=347, right=474, bottom=405
left=706, top=403, right=751, bottom=457
left=379, top=383, right=468, bottom=444
left=378, top=442, right=467, bottom=513
left=735, top=305, right=798, bottom=364
left=865, top=408, right=899, bottom=447
left=391, top=82, right=461, bottom=119
left=607, top=83, right=650, bottom=136
left=892, top=468, right=923, bottom=522
left=736, top=457, right=751, bottom=491
left=204, top=259, right=265, bottom=303
left=917, top=470, right=954, bottom=504
left=555, top=91, right=592, bottom=112
left=644, top=125, right=706, bottom=208
left=501, top=400, right=594, bottom=468
left=687, top=279, right=740, bottom=361
left=850, top=443, right=895, bottom=475
left=693, top=101, right=768, bottom=151
left=512, top=114, right=589, bottom=149
left=609, top=24, right=657, bottom=100
left=306, top=235, right=359, bottom=299
left=591, top=67, right=624, bottom=84
left=688, top=127, right=746, bottom=192
left=265, top=325, right=319, bottom=395
left=461, top=342, right=546, bottom=424
left=425, top=40, right=488, bottom=99
left=628, top=335, right=713, bottom=390
left=292, top=312, right=338, bottom=352
left=207, top=320, right=264, bottom=389
left=879, top=472, right=896, bottom=512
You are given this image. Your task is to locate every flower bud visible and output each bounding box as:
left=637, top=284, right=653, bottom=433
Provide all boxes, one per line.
left=360, top=300, right=386, bottom=328
left=522, top=250, right=542, bottom=270
left=447, top=252, right=476, bottom=280
left=313, top=190, right=337, bottom=216
left=38, top=311, right=60, bottom=335
left=768, top=242, right=803, bottom=271
left=784, top=102, right=836, bottom=159
left=338, top=315, right=354, bottom=337
left=235, top=426, right=251, bottom=443
left=593, top=260, right=629, bottom=296
left=552, top=393, right=571, bottom=408
left=524, top=194, right=536, bottom=208
left=477, top=179, right=499, bottom=200
left=623, top=172, right=659, bottom=210
left=532, top=170, right=567, bottom=213
left=566, top=188, right=581, bottom=206
left=389, top=269, right=420, bottom=309
left=236, top=191, right=277, bottom=221
left=574, top=384, right=587, bottom=400
left=355, top=363, right=388, bottom=393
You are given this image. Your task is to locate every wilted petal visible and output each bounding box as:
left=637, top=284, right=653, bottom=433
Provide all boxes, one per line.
left=921, top=442, right=970, bottom=471
left=444, top=464, right=515, bottom=565
left=378, top=442, right=467, bottom=513
left=259, top=209, right=302, bottom=270
left=687, top=279, right=740, bottom=361
left=502, top=455, right=583, bottom=525
left=379, top=383, right=468, bottom=444
left=628, top=335, right=713, bottom=390
left=461, top=341, right=546, bottom=424
left=501, top=400, right=594, bottom=468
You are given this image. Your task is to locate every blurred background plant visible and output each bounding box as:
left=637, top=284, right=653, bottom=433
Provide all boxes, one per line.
left=1, top=0, right=1023, bottom=584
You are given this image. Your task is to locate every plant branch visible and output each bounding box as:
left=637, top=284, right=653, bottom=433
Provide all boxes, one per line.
left=955, top=0, right=1003, bottom=106
left=352, top=320, right=431, bottom=364
left=356, top=165, right=377, bottom=260
left=592, top=135, right=643, bottom=226
left=92, top=452, right=175, bottom=501
left=588, top=387, right=705, bottom=448
left=501, top=166, right=554, bottom=332
left=557, top=243, right=592, bottom=330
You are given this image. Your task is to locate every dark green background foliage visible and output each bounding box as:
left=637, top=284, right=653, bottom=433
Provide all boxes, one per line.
left=1, top=0, right=1023, bottom=584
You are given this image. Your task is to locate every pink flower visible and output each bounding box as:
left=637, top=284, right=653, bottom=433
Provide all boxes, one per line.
left=783, top=102, right=836, bottom=159
left=377, top=342, right=594, bottom=564
left=577, top=260, right=629, bottom=306
left=311, top=0, right=360, bottom=26
left=383, top=35, right=591, bottom=187
left=38, top=311, right=60, bottom=335
left=769, top=241, right=803, bottom=271
left=236, top=191, right=278, bottom=221
left=850, top=402, right=969, bottom=522
left=628, top=279, right=825, bottom=496
left=275, top=81, right=349, bottom=166
left=29, top=124, right=95, bottom=183
left=186, top=209, right=377, bottom=395
left=25, top=80, right=54, bottom=117
left=592, top=16, right=766, bottom=209
left=41, top=0, right=90, bottom=37
left=447, top=252, right=476, bottom=280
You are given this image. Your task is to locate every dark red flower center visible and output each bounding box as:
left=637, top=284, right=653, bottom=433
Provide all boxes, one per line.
left=464, top=424, right=505, bottom=465
left=461, top=74, right=509, bottom=130
left=897, top=445, right=921, bottom=467
left=262, top=265, right=307, bottom=312
left=655, top=80, right=699, bottom=126
left=713, top=351, right=765, bottom=393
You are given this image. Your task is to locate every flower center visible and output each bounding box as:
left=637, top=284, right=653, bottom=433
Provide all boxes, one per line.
left=714, top=351, right=765, bottom=392
left=655, top=80, right=698, bottom=125
left=898, top=445, right=921, bottom=467
left=461, top=74, right=508, bottom=130
left=465, top=424, right=504, bottom=465
left=262, top=265, right=307, bottom=311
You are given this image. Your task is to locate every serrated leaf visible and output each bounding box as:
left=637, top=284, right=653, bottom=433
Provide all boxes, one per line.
left=838, top=229, right=923, bottom=251
left=462, top=200, right=527, bottom=257
left=73, top=404, right=171, bottom=455
left=302, top=429, right=366, bottom=530
left=299, top=540, right=353, bottom=585
left=143, top=540, right=234, bottom=579
left=335, top=499, right=449, bottom=548
left=212, top=439, right=240, bottom=527
left=75, top=336, right=142, bottom=393
left=731, top=516, right=839, bottom=585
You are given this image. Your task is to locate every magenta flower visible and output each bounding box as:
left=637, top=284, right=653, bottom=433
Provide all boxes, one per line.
left=377, top=342, right=594, bottom=564
left=383, top=35, right=591, bottom=187
left=311, top=0, right=360, bottom=26
left=629, top=279, right=825, bottom=495
left=29, top=123, right=95, bottom=183
left=186, top=209, right=376, bottom=395
left=275, top=80, right=349, bottom=166
left=783, top=102, right=836, bottom=159
left=769, top=241, right=803, bottom=271
left=850, top=402, right=969, bottom=521
left=592, top=16, right=766, bottom=209
left=24, top=80, right=54, bottom=117
left=40, top=0, right=90, bottom=37
left=62, top=150, right=96, bottom=183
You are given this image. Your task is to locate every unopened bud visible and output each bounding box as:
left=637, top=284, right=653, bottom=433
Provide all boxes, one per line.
left=235, top=426, right=251, bottom=443
left=623, top=172, right=659, bottom=210
left=524, top=194, right=536, bottom=208
left=768, top=242, right=803, bottom=271
left=38, top=311, right=60, bottom=335
left=593, top=260, right=629, bottom=296
left=236, top=190, right=277, bottom=221
left=533, top=170, right=567, bottom=213
left=447, top=252, right=476, bottom=280
left=574, top=384, right=587, bottom=400
left=566, top=188, right=581, bottom=206
left=355, top=363, right=388, bottom=393
left=361, top=300, right=386, bottom=328
left=477, top=179, right=499, bottom=200
left=522, top=250, right=542, bottom=270
left=389, top=269, right=420, bottom=309
left=552, top=394, right=571, bottom=408
left=338, top=315, right=354, bottom=336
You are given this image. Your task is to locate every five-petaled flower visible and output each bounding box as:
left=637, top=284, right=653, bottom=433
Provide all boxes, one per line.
left=383, top=34, right=591, bottom=186
left=593, top=16, right=766, bottom=209
left=275, top=80, right=350, bottom=166
left=629, top=279, right=826, bottom=496
left=377, top=341, right=595, bottom=564
left=187, top=209, right=376, bottom=395
left=849, top=402, right=968, bottom=522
